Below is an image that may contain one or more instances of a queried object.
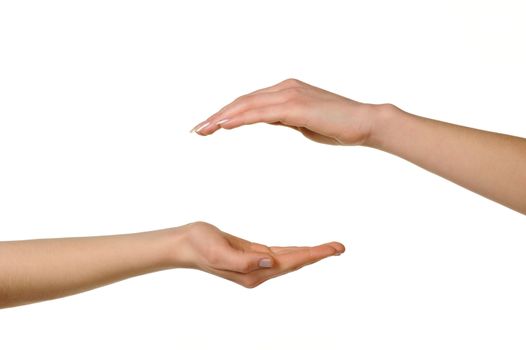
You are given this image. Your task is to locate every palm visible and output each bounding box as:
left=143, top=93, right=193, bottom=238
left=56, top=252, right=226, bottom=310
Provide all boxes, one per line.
left=179, top=222, right=344, bottom=288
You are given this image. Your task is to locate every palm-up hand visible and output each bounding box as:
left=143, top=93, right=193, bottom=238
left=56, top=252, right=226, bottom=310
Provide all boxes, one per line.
left=191, top=78, right=387, bottom=146
left=172, top=222, right=345, bottom=288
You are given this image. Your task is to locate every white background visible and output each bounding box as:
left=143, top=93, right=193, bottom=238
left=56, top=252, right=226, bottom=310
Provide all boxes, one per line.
left=1, top=0, right=526, bottom=349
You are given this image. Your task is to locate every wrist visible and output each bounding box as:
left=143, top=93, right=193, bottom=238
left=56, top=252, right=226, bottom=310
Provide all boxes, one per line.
left=364, top=103, right=407, bottom=149
left=141, top=226, right=188, bottom=269
left=155, top=222, right=204, bottom=269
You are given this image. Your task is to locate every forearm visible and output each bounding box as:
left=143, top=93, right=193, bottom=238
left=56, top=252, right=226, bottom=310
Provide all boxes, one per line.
left=367, top=105, right=526, bottom=214
left=0, top=222, right=344, bottom=308
left=0, top=228, right=180, bottom=308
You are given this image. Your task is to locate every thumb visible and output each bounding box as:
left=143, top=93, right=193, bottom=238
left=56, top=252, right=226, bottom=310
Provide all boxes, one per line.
left=215, top=249, right=274, bottom=274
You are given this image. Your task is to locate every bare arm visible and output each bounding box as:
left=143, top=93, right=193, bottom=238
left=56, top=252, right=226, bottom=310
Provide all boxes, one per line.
left=191, top=78, right=526, bottom=215
left=0, top=221, right=344, bottom=308
left=369, top=107, right=526, bottom=214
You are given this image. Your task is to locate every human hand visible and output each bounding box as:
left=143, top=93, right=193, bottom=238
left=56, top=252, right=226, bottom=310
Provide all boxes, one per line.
left=169, top=221, right=345, bottom=288
left=191, top=78, right=393, bottom=146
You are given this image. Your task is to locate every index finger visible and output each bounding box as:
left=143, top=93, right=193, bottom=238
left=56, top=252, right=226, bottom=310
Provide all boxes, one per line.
left=252, top=242, right=345, bottom=283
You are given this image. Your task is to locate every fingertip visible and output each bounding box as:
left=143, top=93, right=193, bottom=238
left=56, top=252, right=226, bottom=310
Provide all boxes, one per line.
left=316, top=242, right=345, bottom=257
left=197, top=123, right=221, bottom=136
left=192, top=121, right=210, bottom=135
left=189, top=124, right=200, bottom=133
left=330, top=242, right=346, bottom=255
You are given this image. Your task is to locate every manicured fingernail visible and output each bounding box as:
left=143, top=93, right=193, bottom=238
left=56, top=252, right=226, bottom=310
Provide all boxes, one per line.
left=216, top=118, right=230, bottom=126
left=194, top=122, right=210, bottom=134
left=258, top=258, right=273, bottom=268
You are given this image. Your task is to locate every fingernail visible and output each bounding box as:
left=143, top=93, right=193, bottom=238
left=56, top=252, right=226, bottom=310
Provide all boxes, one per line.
left=216, top=118, right=230, bottom=126
left=194, top=122, right=210, bottom=134
left=334, top=249, right=344, bottom=256
left=258, top=258, right=273, bottom=268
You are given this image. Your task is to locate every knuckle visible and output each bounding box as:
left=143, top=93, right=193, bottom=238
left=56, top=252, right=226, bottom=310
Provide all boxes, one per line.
left=281, top=78, right=302, bottom=87
left=376, top=103, right=398, bottom=116
left=237, top=260, right=252, bottom=273
left=188, top=221, right=214, bottom=232
left=283, top=87, right=303, bottom=99
left=224, top=95, right=254, bottom=114
left=234, top=93, right=251, bottom=105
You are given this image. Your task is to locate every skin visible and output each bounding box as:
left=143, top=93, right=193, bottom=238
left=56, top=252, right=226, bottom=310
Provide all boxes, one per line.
left=191, top=78, right=526, bottom=215
left=0, top=221, right=345, bottom=309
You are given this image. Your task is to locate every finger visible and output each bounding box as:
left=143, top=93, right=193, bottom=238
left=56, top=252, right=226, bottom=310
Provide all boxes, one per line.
left=246, top=242, right=272, bottom=254
left=193, top=90, right=295, bottom=136
left=270, top=242, right=345, bottom=255
left=215, top=81, right=287, bottom=115
left=205, top=242, right=344, bottom=288
left=216, top=82, right=286, bottom=114
left=253, top=242, right=345, bottom=281
left=210, top=247, right=274, bottom=274
left=190, top=79, right=304, bottom=135
left=209, top=90, right=295, bottom=124
left=269, top=121, right=300, bottom=131
left=220, top=79, right=303, bottom=113
left=203, top=101, right=307, bottom=136
left=245, top=79, right=294, bottom=96
left=269, top=246, right=305, bottom=254
left=203, top=105, right=286, bottom=135
left=240, top=78, right=305, bottom=99
left=189, top=87, right=283, bottom=134
left=278, top=242, right=344, bottom=270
